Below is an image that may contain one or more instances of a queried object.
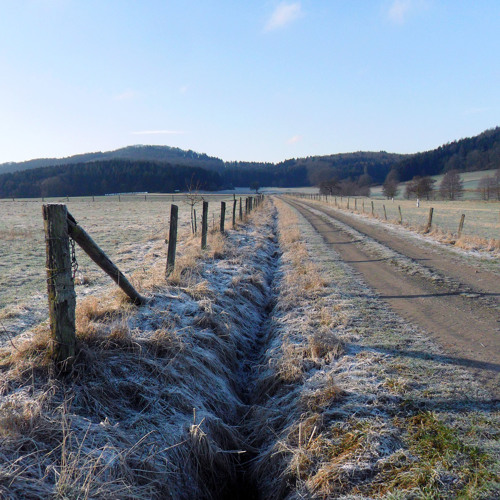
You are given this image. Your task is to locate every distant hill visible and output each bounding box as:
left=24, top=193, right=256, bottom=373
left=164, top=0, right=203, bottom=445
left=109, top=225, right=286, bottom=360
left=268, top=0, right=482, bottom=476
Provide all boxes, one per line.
left=0, top=160, right=222, bottom=198
left=391, top=127, right=500, bottom=182
left=0, top=145, right=224, bottom=176
left=0, top=127, right=498, bottom=198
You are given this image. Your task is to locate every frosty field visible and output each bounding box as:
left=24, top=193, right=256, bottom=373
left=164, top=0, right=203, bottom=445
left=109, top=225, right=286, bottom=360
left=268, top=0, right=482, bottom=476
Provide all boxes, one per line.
left=317, top=196, right=500, bottom=244
left=0, top=196, right=498, bottom=499
left=0, top=194, right=237, bottom=338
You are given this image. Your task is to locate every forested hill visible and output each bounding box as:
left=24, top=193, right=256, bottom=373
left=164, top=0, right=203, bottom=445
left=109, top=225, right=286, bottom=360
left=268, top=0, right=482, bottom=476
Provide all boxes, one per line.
left=0, top=145, right=224, bottom=176
left=0, top=127, right=499, bottom=197
left=0, top=160, right=222, bottom=198
left=392, top=127, right=500, bottom=182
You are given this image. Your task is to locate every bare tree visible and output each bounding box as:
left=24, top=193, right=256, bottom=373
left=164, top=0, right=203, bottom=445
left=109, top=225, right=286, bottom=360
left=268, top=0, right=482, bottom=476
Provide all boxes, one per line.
left=406, top=176, right=435, bottom=200
left=478, top=175, right=494, bottom=200
left=185, top=176, right=203, bottom=234
left=439, top=170, right=463, bottom=200
left=382, top=170, right=399, bottom=199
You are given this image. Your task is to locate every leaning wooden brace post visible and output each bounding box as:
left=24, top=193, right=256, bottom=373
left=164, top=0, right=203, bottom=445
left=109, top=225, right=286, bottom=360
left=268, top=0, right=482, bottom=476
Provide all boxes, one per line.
left=43, top=204, right=76, bottom=366
left=425, top=207, right=434, bottom=233
left=201, top=201, right=208, bottom=249
left=166, top=204, right=178, bottom=276
left=457, top=213, right=465, bottom=238
left=66, top=211, right=146, bottom=305
left=220, top=201, right=226, bottom=233
left=232, top=199, right=237, bottom=227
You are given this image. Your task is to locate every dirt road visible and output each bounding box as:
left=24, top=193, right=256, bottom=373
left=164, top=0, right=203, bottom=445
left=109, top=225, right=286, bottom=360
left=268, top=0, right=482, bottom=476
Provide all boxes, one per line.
left=285, top=198, right=500, bottom=398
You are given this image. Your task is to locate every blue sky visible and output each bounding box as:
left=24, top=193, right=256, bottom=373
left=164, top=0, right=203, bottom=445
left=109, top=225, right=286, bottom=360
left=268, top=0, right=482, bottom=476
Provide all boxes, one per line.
left=0, top=0, right=499, bottom=163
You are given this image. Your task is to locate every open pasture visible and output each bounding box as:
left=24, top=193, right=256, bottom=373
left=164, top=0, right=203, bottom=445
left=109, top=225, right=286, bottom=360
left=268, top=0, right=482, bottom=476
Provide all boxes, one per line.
left=333, top=196, right=499, bottom=243
left=0, top=193, right=238, bottom=317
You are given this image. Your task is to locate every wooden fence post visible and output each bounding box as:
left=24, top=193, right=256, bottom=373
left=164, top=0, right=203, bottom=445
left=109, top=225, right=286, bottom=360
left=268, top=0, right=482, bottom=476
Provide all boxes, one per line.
left=347, top=198, right=350, bottom=210
left=201, top=201, right=208, bottom=249
left=43, top=204, right=76, bottom=366
left=458, top=214, right=465, bottom=238
left=232, top=199, right=237, bottom=227
left=425, top=207, right=434, bottom=233
left=193, top=208, right=198, bottom=234
left=166, top=204, right=178, bottom=276
left=398, top=205, right=403, bottom=224
left=220, top=201, right=226, bottom=233
left=355, top=199, right=357, bottom=211
left=362, top=200, right=365, bottom=213
left=371, top=201, right=374, bottom=216
left=239, top=197, right=243, bottom=221
left=383, top=205, right=387, bottom=220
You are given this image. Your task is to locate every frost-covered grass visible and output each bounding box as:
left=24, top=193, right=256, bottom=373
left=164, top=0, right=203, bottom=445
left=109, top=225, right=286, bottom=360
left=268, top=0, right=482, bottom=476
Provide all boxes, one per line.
left=1, top=197, right=498, bottom=499
left=0, top=195, right=240, bottom=346
left=248, top=197, right=499, bottom=499
left=0, top=200, right=273, bottom=498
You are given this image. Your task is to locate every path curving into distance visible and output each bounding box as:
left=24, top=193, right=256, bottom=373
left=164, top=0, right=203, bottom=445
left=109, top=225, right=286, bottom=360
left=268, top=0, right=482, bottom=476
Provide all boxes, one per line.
left=283, top=197, right=500, bottom=398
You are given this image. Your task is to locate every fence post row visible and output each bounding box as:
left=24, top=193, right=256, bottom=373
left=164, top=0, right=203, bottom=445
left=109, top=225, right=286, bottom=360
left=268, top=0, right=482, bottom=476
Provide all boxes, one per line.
left=166, top=204, right=178, bottom=276
left=43, top=204, right=77, bottom=366
left=220, top=201, right=226, bottom=233
left=201, top=201, right=208, bottom=249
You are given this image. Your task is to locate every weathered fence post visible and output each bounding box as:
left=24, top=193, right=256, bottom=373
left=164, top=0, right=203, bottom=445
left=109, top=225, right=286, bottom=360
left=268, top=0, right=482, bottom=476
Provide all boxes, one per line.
left=362, top=200, right=365, bottom=213
left=193, top=208, right=198, bottom=234
left=383, top=205, right=387, bottom=220
left=347, top=198, right=350, bottom=210
left=220, top=201, right=226, bottom=233
left=398, top=205, right=403, bottom=224
left=355, top=199, right=357, bottom=211
left=232, top=199, right=237, bottom=227
left=43, top=204, right=76, bottom=366
left=166, top=204, right=178, bottom=276
left=371, top=201, right=374, bottom=216
left=201, top=201, right=208, bottom=249
left=458, top=213, right=465, bottom=238
left=239, top=197, right=243, bottom=221
left=425, top=207, right=434, bottom=233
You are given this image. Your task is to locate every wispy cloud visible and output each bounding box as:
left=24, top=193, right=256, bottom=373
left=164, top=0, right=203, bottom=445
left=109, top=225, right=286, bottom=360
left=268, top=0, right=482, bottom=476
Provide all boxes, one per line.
left=287, top=135, right=302, bottom=144
left=131, top=130, right=186, bottom=135
left=464, top=106, right=489, bottom=115
left=387, top=0, right=417, bottom=24
left=265, top=2, right=302, bottom=32
left=113, top=90, right=139, bottom=101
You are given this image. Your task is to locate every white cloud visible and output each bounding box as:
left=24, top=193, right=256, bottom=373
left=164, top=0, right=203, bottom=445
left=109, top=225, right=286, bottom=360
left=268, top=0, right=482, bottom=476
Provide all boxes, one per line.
left=287, top=135, right=302, bottom=144
left=113, top=90, right=139, bottom=101
left=387, top=0, right=413, bottom=24
left=131, top=130, right=186, bottom=135
left=265, top=2, right=302, bottom=32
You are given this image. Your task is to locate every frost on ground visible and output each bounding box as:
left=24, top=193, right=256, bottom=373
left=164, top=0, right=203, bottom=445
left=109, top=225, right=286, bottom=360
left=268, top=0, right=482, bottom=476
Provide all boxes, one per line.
left=0, top=198, right=498, bottom=499
left=0, top=203, right=278, bottom=499
left=249, top=198, right=499, bottom=499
